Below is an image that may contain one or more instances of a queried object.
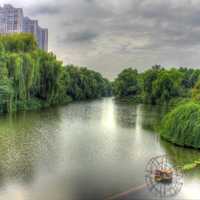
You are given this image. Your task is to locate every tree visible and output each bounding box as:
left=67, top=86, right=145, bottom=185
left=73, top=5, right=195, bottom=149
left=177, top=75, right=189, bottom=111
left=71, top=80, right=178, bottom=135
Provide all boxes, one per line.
left=0, top=57, right=13, bottom=112
left=65, top=65, right=112, bottom=100
left=113, top=68, right=141, bottom=97
left=0, top=33, right=37, bottom=52
left=143, top=66, right=162, bottom=104
left=192, top=80, right=200, bottom=101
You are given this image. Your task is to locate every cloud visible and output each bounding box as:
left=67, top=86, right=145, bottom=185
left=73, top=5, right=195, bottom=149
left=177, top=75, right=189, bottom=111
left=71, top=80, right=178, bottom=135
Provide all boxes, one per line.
left=18, top=0, right=200, bottom=78
left=61, top=30, right=99, bottom=43
left=28, top=3, right=63, bottom=15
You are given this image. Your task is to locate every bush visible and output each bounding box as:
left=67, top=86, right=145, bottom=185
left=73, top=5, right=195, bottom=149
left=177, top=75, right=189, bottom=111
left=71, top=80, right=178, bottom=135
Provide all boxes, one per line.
left=160, top=101, right=200, bottom=149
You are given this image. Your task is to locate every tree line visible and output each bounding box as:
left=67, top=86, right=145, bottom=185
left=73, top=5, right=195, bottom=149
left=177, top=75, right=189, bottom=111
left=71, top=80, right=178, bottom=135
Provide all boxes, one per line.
left=113, top=65, right=200, bottom=105
left=0, top=33, right=112, bottom=113
left=2, top=33, right=200, bottom=115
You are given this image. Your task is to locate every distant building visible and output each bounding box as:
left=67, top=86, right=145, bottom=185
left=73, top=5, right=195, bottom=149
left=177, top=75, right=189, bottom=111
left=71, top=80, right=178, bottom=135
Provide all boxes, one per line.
left=0, top=4, right=48, bottom=51
left=38, top=27, right=48, bottom=51
left=23, top=16, right=48, bottom=51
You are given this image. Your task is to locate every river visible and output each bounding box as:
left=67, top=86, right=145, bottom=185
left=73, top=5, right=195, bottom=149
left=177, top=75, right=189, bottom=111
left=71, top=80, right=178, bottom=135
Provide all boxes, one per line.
left=0, top=97, right=199, bottom=200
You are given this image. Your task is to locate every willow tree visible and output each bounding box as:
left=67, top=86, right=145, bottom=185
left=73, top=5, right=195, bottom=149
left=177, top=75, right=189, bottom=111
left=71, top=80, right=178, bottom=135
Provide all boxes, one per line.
left=0, top=56, right=13, bottom=113
left=0, top=33, right=112, bottom=113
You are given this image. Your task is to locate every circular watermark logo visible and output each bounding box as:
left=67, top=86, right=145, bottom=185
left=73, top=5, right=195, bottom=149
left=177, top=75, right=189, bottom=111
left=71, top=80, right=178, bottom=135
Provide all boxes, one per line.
left=145, top=155, right=183, bottom=198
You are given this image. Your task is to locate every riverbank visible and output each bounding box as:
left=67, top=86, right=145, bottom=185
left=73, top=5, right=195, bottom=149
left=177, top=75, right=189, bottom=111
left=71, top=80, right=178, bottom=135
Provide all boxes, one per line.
left=115, top=95, right=200, bottom=151
left=160, top=101, right=200, bottom=149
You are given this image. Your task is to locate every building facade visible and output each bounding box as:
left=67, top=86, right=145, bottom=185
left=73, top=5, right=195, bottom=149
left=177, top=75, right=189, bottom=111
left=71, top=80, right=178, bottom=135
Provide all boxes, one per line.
left=0, top=4, right=48, bottom=51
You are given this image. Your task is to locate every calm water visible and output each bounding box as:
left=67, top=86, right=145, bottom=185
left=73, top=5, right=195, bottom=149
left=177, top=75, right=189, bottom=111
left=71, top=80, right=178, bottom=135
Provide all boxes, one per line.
left=0, top=98, right=199, bottom=200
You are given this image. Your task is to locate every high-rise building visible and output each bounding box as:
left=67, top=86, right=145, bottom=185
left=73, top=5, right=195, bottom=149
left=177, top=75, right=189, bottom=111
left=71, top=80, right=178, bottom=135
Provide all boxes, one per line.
left=38, top=27, right=48, bottom=51
left=23, top=17, right=48, bottom=51
left=0, top=4, right=48, bottom=51
left=0, top=4, right=23, bottom=33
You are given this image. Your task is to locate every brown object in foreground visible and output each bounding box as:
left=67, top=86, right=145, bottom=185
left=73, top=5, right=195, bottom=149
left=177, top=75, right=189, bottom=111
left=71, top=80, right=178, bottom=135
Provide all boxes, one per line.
left=154, top=169, right=173, bottom=184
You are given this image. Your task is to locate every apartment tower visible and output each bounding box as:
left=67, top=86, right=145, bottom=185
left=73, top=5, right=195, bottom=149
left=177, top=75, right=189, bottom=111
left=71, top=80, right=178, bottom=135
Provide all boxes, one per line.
left=0, top=4, right=48, bottom=51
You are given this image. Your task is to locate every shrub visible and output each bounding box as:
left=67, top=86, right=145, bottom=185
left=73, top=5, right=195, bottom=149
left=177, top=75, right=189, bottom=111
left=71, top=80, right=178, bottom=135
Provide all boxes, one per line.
left=160, top=101, right=200, bottom=149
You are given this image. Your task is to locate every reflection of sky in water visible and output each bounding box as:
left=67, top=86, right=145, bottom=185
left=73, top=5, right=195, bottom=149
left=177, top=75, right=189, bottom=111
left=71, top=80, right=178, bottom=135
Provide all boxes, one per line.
left=101, top=98, right=117, bottom=131
left=181, top=180, right=200, bottom=200
left=0, top=98, right=199, bottom=199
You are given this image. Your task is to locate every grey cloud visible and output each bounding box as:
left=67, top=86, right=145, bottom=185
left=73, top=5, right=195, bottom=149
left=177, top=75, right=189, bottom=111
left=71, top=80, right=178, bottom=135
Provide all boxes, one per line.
left=62, top=30, right=99, bottom=43
left=24, top=0, right=200, bottom=78
left=28, top=3, right=63, bottom=16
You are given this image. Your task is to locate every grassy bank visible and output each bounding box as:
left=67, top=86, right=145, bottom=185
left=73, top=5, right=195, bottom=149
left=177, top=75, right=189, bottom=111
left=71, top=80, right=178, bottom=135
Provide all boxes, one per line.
left=160, top=101, right=200, bottom=149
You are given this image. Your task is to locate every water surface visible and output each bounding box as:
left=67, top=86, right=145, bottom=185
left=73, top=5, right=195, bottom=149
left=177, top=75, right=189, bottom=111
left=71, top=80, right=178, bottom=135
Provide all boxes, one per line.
left=0, top=98, right=199, bottom=200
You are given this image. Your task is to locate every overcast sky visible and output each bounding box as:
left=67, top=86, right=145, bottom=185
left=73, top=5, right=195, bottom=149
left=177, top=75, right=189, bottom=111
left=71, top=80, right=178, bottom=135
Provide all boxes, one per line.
left=1, top=0, right=200, bottom=78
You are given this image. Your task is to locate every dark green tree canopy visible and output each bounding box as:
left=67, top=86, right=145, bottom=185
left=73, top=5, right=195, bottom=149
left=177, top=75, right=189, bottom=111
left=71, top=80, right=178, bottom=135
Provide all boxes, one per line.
left=113, top=65, right=200, bottom=105
left=113, top=68, right=141, bottom=97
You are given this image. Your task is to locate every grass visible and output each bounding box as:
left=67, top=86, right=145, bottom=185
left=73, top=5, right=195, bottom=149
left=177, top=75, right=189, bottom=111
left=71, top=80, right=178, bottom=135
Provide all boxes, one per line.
left=160, top=101, right=200, bottom=149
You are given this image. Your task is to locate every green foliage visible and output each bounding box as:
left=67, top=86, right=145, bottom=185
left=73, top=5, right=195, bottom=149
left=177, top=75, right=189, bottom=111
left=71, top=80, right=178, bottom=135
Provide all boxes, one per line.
left=0, top=33, right=37, bottom=52
left=66, top=65, right=112, bottom=100
left=113, top=68, right=141, bottom=98
left=0, top=33, right=112, bottom=113
left=180, top=159, right=200, bottom=171
left=160, top=102, right=200, bottom=149
left=151, top=69, right=183, bottom=104
left=168, top=97, right=191, bottom=107
left=182, top=163, right=198, bottom=171
left=143, top=65, right=162, bottom=104
left=113, top=65, right=200, bottom=105
left=180, top=67, right=200, bottom=89
left=192, top=80, right=200, bottom=101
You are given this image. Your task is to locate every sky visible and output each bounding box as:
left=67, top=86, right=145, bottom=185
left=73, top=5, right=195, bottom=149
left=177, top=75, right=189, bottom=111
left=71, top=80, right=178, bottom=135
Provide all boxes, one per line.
left=1, top=0, right=200, bottom=78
